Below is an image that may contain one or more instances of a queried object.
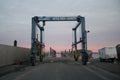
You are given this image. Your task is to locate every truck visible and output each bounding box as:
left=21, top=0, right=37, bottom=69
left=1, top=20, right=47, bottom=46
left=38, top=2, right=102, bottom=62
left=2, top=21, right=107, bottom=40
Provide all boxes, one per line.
left=98, top=47, right=117, bottom=62
left=116, top=44, right=120, bottom=61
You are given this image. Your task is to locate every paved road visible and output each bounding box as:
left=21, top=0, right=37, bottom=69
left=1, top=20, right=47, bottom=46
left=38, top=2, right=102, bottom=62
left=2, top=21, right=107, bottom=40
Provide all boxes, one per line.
left=0, top=57, right=120, bottom=80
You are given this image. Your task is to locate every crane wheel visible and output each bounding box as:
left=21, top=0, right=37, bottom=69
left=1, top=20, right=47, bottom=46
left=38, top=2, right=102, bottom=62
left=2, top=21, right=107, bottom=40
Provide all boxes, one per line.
left=32, top=60, right=35, bottom=66
left=82, top=61, right=87, bottom=65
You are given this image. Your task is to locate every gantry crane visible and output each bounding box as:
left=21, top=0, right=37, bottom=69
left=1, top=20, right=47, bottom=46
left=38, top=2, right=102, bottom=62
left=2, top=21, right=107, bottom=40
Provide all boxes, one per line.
left=31, top=16, right=88, bottom=65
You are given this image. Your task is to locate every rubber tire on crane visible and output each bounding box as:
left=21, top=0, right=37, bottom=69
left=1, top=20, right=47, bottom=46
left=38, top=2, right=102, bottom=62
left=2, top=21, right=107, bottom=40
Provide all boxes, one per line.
left=75, top=58, right=78, bottom=61
left=75, top=57, right=78, bottom=61
left=82, top=61, right=87, bottom=65
left=74, top=55, right=78, bottom=61
left=82, top=57, right=88, bottom=65
left=32, top=59, right=35, bottom=66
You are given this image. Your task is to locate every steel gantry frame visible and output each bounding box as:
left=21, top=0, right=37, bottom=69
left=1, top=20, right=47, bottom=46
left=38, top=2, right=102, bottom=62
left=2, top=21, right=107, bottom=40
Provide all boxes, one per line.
left=31, top=16, right=88, bottom=66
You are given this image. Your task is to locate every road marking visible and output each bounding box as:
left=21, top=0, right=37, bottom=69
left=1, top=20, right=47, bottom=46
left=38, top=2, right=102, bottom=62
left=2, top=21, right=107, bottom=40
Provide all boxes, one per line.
left=84, top=66, right=110, bottom=80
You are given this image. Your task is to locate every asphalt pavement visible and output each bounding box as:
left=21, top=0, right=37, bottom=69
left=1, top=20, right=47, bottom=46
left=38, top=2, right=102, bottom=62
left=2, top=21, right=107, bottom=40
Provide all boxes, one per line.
left=0, top=57, right=120, bottom=80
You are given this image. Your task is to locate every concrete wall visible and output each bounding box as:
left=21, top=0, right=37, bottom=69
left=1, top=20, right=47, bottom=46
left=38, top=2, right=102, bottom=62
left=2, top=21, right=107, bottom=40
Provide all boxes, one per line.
left=0, top=44, right=30, bottom=67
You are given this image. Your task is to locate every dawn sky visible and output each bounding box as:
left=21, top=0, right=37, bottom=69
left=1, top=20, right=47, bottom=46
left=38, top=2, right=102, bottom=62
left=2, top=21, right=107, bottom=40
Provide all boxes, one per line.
left=0, top=0, right=120, bottom=52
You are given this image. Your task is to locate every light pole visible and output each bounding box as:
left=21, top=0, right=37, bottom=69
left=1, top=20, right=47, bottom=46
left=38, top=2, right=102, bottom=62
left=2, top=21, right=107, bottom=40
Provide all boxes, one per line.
left=85, top=30, right=90, bottom=51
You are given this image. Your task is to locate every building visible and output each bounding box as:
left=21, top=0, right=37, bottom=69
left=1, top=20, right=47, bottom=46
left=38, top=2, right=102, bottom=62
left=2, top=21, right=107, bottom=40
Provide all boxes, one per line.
left=116, top=44, right=120, bottom=61
left=92, top=52, right=99, bottom=59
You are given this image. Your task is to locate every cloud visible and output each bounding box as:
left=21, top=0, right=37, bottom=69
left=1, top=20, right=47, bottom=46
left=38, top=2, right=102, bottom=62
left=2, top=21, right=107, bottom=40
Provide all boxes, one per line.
left=0, top=0, right=120, bottom=52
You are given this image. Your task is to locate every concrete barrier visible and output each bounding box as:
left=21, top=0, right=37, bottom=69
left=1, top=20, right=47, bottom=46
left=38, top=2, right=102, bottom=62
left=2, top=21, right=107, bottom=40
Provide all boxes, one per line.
left=0, top=44, right=30, bottom=67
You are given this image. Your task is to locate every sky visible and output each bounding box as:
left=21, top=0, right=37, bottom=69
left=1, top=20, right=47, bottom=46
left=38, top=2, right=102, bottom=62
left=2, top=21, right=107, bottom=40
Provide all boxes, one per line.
left=0, top=0, right=120, bottom=52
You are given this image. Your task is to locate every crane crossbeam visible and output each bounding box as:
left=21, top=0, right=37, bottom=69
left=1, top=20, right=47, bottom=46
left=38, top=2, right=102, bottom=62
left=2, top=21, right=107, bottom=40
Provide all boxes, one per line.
left=37, top=16, right=81, bottom=22
left=72, top=40, right=82, bottom=46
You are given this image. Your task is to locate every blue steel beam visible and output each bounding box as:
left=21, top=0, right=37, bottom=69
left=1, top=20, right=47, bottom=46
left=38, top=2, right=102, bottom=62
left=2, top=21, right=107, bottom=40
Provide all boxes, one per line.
left=37, top=16, right=81, bottom=21
left=72, top=22, right=81, bottom=30
left=72, top=22, right=81, bottom=50
left=81, top=17, right=88, bottom=62
left=31, top=17, right=37, bottom=65
left=36, top=23, right=44, bottom=44
left=74, top=29, right=77, bottom=50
